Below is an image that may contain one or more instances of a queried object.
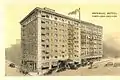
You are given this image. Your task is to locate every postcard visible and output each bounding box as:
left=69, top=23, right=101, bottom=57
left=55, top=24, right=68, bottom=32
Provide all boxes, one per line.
left=3, top=0, right=120, bottom=80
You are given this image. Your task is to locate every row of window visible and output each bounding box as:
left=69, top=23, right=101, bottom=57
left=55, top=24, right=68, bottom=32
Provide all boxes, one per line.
left=81, top=34, right=102, bottom=37
left=41, top=33, right=68, bottom=37
left=41, top=20, right=68, bottom=27
left=41, top=38, right=67, bottom=42
left=81, top=31, right=102, bottom=35
left=42, top=50, right=67, bottom=54
left=41, top=26, right=68, bottom=32
left=81, top=52, right=102, bottom=56
left=42, top=54, right=67, bottom=60
left=81, top=47, right=102, bottom=49
left=41, top=44, right=67, bottom=48
left=81, top=25, right=102, bottom=31
left=41, top=14, right=79, bottom=26
left=83, top=36, right=101, bottom=40
left=81, top=41, right=102, bottom=45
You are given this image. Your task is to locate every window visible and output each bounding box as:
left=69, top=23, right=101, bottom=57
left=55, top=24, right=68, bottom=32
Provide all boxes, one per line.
left=41, top=21, right=45, bottom=23
left=46, top=56, right=49, bottom=59
left=41, top=39, right=45, bottom=42
left=54, top=28, right=57, bottom=31
left=46, top=21, right=49, bottom=24
left=30, top=63, right=33, bottom=66
left=42, top=50, right=45, bottom=53
left=46, top=33, right=49, bottom=36
left=46, top=52, right=49, bottom=54
left=55, top=39, right=58, bottom=42
left=68, top=21, right=70, bottom=24
left=59, top=29, right=61, bottom=31
left=41, top=15, right=45, bottom=17
left=46, top=45, right=49, bottom=47
left=59, top=39, right=61, bottom=42
left=55, top=45, right=58, bottom=47
left=46, top=15, right=49, bottom=18
left=42, top=56, right=45, bottom=59
left=55, top=23, right=57, bottom=26
left=55, top=34, right=58, bottom=37
left=55, top=17, right=57, bottom=20
left=55, top=50, right=57, bottom=52
left=46, top=39, right=49, bottom=42
left=62, top=19, right=64, bottom=21
left=21, top=60, right=24, bottom=64
left=41, top=33, right=45, bottom=36
left=62, top=45, right=64, bottom=47
left=55, top=56, right=57, bottom=58
left=46, top=27, right=49, bottom=30
left=41, top=27, right=45, bottom=30
left=42, top=44, right=45, bottom=47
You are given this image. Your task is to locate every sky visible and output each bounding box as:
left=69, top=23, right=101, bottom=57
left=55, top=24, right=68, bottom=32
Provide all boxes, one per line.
left=3, top=0, right=120, bottom=48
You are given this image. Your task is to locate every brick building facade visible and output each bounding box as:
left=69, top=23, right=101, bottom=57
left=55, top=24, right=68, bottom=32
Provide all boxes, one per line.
left=20, top=7, right=103, bottom=74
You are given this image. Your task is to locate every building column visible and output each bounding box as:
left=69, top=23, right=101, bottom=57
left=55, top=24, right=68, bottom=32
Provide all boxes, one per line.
left=37, top=11, right=42, bottom=75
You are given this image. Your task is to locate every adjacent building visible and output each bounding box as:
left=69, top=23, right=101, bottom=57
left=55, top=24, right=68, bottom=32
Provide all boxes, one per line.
left=80, top=21, right=103, bottom=64
left=20, top=7, right=103, bottom=74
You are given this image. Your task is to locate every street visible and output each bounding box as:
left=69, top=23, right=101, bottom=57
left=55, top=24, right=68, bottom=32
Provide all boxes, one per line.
left=5, top=58, right=120, bottom=76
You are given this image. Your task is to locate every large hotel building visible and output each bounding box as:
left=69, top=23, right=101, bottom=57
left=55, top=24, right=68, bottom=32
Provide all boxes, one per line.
left=20, top=7, right=103, bottom=74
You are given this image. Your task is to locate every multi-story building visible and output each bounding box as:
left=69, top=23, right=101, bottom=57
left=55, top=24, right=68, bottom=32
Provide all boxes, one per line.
left=80, top=21, right=103, bottom=64
left=20, top=7, right=103, bottom=74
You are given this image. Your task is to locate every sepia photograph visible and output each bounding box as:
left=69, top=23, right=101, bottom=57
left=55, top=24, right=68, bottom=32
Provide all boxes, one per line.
left=4, top=0, right=120, bottom=77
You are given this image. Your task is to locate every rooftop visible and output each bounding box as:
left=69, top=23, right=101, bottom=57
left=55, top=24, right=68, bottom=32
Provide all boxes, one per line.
left=20, top=7, right=102, bottom=28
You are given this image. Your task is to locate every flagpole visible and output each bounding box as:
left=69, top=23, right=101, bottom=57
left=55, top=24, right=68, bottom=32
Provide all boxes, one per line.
left=68, top=8, right=81, bottom=21
left=78, top=8, right=80, bottom=21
